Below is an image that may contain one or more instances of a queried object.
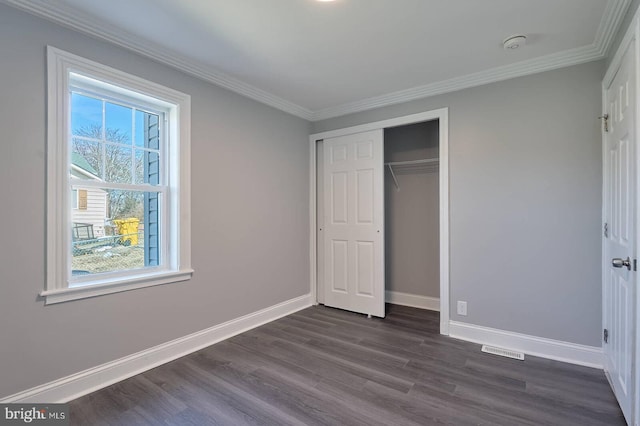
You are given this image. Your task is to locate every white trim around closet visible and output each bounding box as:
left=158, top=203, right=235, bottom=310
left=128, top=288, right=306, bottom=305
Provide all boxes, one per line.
left=309, top=108, right=450, bottom=335
left=385, top=291, right=440, bottom=311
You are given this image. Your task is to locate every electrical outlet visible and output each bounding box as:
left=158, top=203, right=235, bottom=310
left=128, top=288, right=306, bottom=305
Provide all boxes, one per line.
left=457, top=301, right=467, bottom=316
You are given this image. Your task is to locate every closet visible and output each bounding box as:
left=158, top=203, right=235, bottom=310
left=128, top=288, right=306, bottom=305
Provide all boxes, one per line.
left=316, top=118, right=441, bottom=318
left=384, top=121, right=440, bottom=306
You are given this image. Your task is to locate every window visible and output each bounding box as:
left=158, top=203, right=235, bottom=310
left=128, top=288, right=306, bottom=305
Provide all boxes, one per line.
left=71, top=189, right=78, bottom=209
left=44, top=47, right=192, bottom=304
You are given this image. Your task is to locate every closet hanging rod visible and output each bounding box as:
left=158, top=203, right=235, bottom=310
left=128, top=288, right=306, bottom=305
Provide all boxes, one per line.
left=385, top=157, right=438, bottom=191
left=384, top=158, right=439, bottom=167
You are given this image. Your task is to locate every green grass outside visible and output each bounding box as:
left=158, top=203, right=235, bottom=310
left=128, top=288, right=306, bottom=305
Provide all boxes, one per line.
left=72, top=238, right=145, bottom=274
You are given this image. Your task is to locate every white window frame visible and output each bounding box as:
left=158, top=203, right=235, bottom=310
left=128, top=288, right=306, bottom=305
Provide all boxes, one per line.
left=71, top=189, right=78, bottom=210
left=44, top=46, right=192, bottom=305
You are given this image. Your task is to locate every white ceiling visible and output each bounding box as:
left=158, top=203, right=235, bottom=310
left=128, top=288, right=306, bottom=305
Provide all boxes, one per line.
left=3, top=0, right=631, bottom=120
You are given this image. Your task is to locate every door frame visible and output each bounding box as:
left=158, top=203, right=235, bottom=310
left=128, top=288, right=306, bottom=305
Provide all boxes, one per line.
left=308, top=107, right=450, bottom=334
left=602, top=10, right=639, bottom=426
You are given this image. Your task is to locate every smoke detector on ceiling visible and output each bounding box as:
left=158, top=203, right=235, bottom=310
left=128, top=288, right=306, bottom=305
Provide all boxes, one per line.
left=503, top=35, right=527, bottom=50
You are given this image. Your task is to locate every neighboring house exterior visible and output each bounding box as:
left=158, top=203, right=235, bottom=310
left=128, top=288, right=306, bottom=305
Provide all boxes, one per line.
left=71, top=152, right=107, bottom=238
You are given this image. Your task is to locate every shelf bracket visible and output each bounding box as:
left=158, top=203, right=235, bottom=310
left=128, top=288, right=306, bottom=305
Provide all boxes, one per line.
left=388, top=164, right=400, bottom=191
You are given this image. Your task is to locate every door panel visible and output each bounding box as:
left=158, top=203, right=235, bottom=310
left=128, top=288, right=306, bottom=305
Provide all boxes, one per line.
left=356, top=169, right=374, bottom=224
left=604, top=38, right=637, bottom=425
left=356, top=241, right=374, bottom=296
left=323, top=129, right=384, bottom=318
left=330, top=240, right=348, bottom=293
left=331, top=144, right=348, bottom=163
left=356, top=140, right=373, bottom=160
left=331, top=172, right=348, bottom=224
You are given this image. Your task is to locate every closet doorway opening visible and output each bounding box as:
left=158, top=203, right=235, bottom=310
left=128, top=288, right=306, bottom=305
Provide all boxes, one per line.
left=309, top=108, right=450, bottom=335
left=385, top=121, right=440, bottom=312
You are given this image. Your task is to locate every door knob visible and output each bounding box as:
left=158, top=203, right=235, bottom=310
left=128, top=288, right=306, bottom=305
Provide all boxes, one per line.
left=612, top=257, right=631, bottom=270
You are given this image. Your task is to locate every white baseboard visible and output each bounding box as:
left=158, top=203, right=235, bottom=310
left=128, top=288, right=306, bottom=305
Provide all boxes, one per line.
left=0, top=294, right=313, bottom=403
left=385, top=291, right=440, bottom=311
left=449, top=321, right=603, bottom=369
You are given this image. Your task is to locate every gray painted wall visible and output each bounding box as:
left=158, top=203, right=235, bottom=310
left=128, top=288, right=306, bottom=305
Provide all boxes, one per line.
left=0, top=4, right=310, bottom=398
left=384, top=122, right=439, bottom=298
left=313, top=61, right=605, bottom=347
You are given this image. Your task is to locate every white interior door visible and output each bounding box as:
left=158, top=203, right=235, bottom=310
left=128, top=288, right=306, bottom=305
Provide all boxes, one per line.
left=603, top=38, right=637, bottom=425
left=323, top=129, right=385, bottom=318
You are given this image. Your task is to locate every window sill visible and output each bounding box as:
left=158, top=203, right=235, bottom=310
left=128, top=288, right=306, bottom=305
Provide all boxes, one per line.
left=40, top=269, right=194, bottom=305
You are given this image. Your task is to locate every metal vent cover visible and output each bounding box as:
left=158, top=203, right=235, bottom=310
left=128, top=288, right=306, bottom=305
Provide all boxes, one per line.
left=481, top=345, right=525, bottom=360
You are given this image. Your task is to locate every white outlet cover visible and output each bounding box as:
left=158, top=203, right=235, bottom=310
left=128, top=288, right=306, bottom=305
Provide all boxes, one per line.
left=457, top=301, right=468, bottom=316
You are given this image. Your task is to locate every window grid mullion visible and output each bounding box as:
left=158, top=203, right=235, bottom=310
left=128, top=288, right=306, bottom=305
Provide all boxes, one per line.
left=101, top=100, right=106, bottom=180
left=69, top=180, right=166, bottom=193
left=72, top=136, right=161, bottom=155
left=132, top=108, right=136, bottom=148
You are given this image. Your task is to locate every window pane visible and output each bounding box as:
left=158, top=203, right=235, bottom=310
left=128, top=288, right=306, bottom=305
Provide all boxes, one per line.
left=71, top=189, right=161, bottom=276
left=134, top=150, right=144, bottom=185
left=134, top=110, right=145, bottom=148
left=71, top=189, right=78, bottom=209
left=134, top=149, right=160, bottom=185
left=104, top=144, right=133, bottom=184
left=71, top=93, right=102, bottom=136
left=143, top=112, right=161, bottom=150
left=72, top=139, right=103, bottom=179
left=105, top=102, right=132, bottom=144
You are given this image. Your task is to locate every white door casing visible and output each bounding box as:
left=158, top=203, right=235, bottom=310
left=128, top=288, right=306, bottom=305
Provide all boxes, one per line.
left=323, top=129, right=385, bottom=318
left=603, top=37, right=637, bottom=425
left=317, top=141, right=325, bottom=305
left=309, top=108, right=449, bottom=333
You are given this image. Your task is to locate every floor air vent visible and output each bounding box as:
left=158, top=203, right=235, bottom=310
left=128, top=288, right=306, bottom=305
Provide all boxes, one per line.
left=481, top=345, right=525, bottom=360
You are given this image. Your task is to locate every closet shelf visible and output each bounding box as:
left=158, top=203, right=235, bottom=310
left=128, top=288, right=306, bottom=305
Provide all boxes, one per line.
left=385, top=157, right=439, bottom=191
left=385, top=158, right=439, bottom=167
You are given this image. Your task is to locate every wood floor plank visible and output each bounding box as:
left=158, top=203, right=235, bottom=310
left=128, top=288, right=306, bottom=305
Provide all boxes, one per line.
left=268, top=338, right=415, bottom=393
left=407, top=382, right=540, bottom=426
left=68, top=305, right=625, bottom=425
left=144, top=361, right=271, bottom=426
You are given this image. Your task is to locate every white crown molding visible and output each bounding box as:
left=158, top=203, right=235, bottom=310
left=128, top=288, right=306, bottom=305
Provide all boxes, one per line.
left=449, top=321, right=603, bottom=369
left=0, top=293, right=312, bottom=403
left=1, top=0, right=631, bottom=122
left=595, top=0, right=632, bottom=56
left=1, top=0, right=314, bottom=120
left=311, top=0, right=631, bottom=121
left=311, top=44, right=603, bottom=121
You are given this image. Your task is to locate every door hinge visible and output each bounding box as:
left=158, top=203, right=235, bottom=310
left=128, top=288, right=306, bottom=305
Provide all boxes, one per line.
left=604, top=328, right=609, bottom=344
left=599, top=114, right=609, bottom=132
left=634, top=259, right=637, bottom=272
left=604, top=222, right=608, bottom=238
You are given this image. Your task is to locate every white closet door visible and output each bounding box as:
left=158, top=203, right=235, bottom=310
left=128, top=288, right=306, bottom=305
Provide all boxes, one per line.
left=323, top=130, right=384, bottom=318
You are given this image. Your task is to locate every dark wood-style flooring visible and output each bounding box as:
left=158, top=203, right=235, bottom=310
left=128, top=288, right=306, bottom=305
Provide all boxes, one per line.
left=69, top=304, right=625, bottom=425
